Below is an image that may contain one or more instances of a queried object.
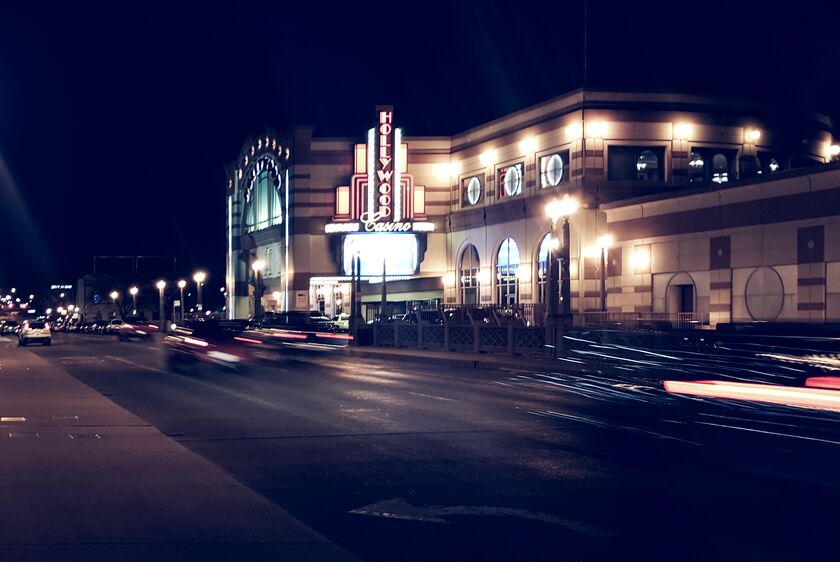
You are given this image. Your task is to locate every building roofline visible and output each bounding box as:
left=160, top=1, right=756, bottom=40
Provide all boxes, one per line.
left=449, top=88, right=833, bottom=150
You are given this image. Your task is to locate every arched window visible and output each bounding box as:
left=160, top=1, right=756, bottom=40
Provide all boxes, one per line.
left=636, top=150, right=660, bottom=181
left=536, top=233, right=555, bottom=303
left=244, top=167, right=283, bottom=233
left=712, top=153, right=729, bottom=184
left=459, top=245, right=480, bottom=305
left=496, top=238, right=520, bottom=305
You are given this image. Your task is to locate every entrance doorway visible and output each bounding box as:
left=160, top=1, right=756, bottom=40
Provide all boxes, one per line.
left=665, top=273, right=696, bottom=314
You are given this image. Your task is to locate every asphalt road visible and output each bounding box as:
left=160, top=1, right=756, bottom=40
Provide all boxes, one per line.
left=15, top=332, right=840, bottom=561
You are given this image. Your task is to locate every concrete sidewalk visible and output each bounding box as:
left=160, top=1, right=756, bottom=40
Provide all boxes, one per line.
left=0, top=339, right=357, bottom=562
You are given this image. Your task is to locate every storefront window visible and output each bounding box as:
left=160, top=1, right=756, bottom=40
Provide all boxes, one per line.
left=459, top=244, right=480, bottom=305
left=536, top=233, right=554, bottom=303
left=496, top=238, right=520, bottom=305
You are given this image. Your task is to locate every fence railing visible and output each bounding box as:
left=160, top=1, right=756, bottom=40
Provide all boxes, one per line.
left=364, top=303, right=547, bottom=327
left=366, top=321, right=547, bottom=356
left=355, top=309, right=706, bottom=356
left=362, top=304, right=705, bottom=331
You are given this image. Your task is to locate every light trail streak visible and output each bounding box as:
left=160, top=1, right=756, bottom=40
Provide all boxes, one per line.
left=664, top=380, right=840, bottom=412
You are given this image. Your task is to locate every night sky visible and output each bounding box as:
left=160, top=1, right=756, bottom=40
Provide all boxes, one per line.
left=1, top=0, right=838, bottom=291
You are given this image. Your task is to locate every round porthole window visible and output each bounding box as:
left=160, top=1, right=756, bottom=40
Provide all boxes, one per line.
left=503, top=165, right=522, bottom=197
left=542, top=154, right=564, bottom=187
left=466, top=176, right=482, bottom=205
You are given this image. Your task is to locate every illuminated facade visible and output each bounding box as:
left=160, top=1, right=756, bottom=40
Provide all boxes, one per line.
left=226, top=90, right=840, bottom=325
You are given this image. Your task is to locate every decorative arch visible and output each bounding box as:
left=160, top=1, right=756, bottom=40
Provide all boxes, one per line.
left=664, top=272, right=697, bottom=314
left=242, top=155, right=284, bottom=233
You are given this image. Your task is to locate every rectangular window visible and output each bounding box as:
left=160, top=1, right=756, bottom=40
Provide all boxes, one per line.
left=689, top=147, right=738, bottom=184
left=336, top=186, right=350, bottom=215
left=607, top=146, right=665, bottom=181
left=413, top=186, right=425, bottom=215
left=264, top=247, right=273, bottom=277
left=354, top=144, right=367, bottom=174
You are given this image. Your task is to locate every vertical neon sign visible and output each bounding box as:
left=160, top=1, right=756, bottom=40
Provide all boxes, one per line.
left=394, top=127, right=402, bottom=221
left=376, top=107, right=394, bottom=219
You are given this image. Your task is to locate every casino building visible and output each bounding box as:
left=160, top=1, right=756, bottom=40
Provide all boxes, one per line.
left=225, top=89, right=840, bottom=326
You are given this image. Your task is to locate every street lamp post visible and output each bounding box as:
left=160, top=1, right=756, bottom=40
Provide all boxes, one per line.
left=129, top=286, right=138, bottom=315
left=177, top=280, right=186, bottom=322
left=156, top=281, right=166, bottom=331
left=193, top=271, right=206, bottom=312
left=110, top=290, right=119, bottom=319
left=545, top=195, right=579, bottom=358
left=251, top=260, right=266, bottom=320
left=596, top=234, right=613, bottom=313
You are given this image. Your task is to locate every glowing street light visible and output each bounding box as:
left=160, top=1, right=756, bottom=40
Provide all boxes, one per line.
left=129, top=286, right=139, bottom=314
left=177, top=280, right=187, bottom=322
left=156, top=280, right=166, bottom=331
left=193, top=272, right=206, bottom=312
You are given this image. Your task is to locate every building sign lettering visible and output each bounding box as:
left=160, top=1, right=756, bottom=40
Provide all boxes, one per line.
left=376, top=109, right=393, bottom=219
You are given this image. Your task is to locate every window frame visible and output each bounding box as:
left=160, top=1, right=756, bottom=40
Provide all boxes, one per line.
left=606, top=144, right=667, bottom=182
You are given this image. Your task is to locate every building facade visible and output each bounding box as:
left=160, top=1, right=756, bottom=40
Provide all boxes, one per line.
left=225, top=90, right=839, bottom=325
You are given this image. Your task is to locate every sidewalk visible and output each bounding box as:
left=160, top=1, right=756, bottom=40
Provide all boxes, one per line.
left=0, top=340, right=357, bottom=562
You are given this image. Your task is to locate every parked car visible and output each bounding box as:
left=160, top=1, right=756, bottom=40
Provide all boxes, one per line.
left=262, top=311, right=335, bottom=332
left=18, top=320, right=51, bottom=346
left=2, top=320, right=20, bottom=336
left=331, top=313, right=350, bottom=332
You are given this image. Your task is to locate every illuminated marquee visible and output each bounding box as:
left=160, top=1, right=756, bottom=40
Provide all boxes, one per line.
left=326, top=106, right=434, bottom=234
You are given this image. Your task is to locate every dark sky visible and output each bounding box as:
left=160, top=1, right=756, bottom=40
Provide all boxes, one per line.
left=1, top=0, right=839, bottom=291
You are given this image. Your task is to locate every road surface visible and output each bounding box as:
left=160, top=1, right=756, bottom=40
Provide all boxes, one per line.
left=11, top=332, right=840, bottom=561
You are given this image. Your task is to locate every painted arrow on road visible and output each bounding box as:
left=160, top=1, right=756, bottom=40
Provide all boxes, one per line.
left=348, top=498, right=614, bottom=537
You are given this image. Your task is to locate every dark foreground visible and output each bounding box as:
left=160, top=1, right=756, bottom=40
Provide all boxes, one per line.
left=8, top=332, right=840, bottom=561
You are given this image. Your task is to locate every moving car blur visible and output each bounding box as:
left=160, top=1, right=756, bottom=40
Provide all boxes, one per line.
left=163, top=319, right=259, bottom=372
